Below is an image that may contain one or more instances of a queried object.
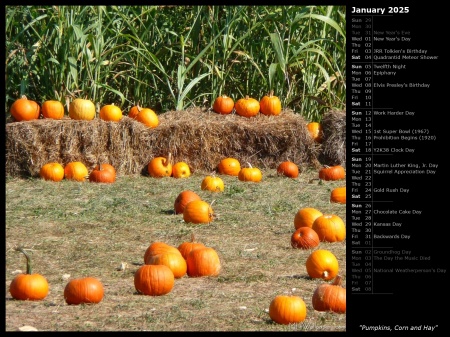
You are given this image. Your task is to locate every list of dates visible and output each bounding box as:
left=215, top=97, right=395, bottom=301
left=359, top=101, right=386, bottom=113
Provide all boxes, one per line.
left=348, top=5, right=445, bottom=303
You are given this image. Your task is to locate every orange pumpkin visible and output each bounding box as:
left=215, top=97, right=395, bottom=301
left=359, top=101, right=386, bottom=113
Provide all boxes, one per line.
left=172, top=161, right=191, bottom=178
left=183, top=200, right=214, bottom=224
left=312, top=214, right=346, bottom=242
left=69, top=98, right=96, bottom=120
left=40, top=162, right=65, bottom=182
left=10, top=95, right=40, bottom=121
left=269, top=295, right=307, bottom=325
left=148, top=154, right=172, bottom=178
left=291, top=227, right=320, bottom=250
left=238, top=164, right=262, bottom=182
left=330, top=187, right=346, bottom=204
left=144, top=242, right=182, bottom=264
left=89, top=163, right=116, bottom=183
left=42, top=100, right=64, bottom=119
left=134, top=264, right=174, bottom=296
left=136, top=108, right=159, bottom=128
left=64, top=161, right=89, bottom=181
left=319, top=165, right=346, bottom=181
left=306, top=249, right=339, bottom=280
left=307, top=122, right=323, bottom=143
left=259, top=90, right=282, bottom=116
left=146, top=252, right=187, bottom=279
left=234, top=96, right=260, bottom=118
left=174, top=190, right=202, bottom=215
left=217, top=157, right=241, bottom=176
left=186, top=247, right=221, bottom=277
left=277, top=161, right=299, bottom=178
left=201, top=175, right=224, bottom=192
left=64, top=277, right=104, bottom=305
left=312, top=275, right=346, bottom=314
left=100, top=104, right=123, bottom=122
left=93, top=163, right=116, bottom=176
left=213, top=95, right=234, bottom=114
left=128, top=104, right=142, bottom=119
left=9, top=247, right=49, bottom=301
left=294, top=207, right=323, bottom=229
left=177, top=234, right=206, bottom=260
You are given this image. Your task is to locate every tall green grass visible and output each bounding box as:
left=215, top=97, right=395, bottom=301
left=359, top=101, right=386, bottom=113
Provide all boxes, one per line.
left=5, top=5, right=346, bottom=121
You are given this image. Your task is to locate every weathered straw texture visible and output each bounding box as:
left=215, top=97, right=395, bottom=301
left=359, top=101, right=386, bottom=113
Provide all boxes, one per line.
left=5, top=107, right=345, bottom=178
left=318, top=109, right=346, bottom=168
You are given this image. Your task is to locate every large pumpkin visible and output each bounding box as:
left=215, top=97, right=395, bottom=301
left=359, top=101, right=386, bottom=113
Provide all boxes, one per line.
left=186, top=247, right=221, bottom=277
left=238, top=164, right=262, bottom=182
left=64, top=277, right=104, bottom=305
left=201, top=175, right=224, bottom=192
left=144, top=242, right=182, bottom=264
left=234, top=96, right=260, bottom=118
left=330, top=187, right=346, bottom=204
left=177, top=234, right=206, bottom=260
left=40, top=162, right=65, bottom=182
left=146, top=252, right=187, bottom=279
left=213, top=95, right=234, bottom=114
left=134, top=264, right=174, bottom=296
left=10, top=95, right=40, bottom=121
left=174, top=190, right=202, bottom=215
left=100, top=104, right=123, bottom=122
left=319, top=165, right=346, bottom=181
left=291, top=227, right=320, bottom=250
left=259, top=90, right=282, bottom=116
left=42, top=100, right=65, bottom=119
left=9, top=247, right=49, bottom=301
left=312, top=275, right=346, bottom=314
left=148, top=154, right=172, bottom=178
left=312, top=214, right=346, bottom=242
left=64, top=161, right=89, bottom=182
left=276, top=161, right=299, bottom=178
left=306, top=249, right=339, bottom=281
left=89, top=163, right=116, bottom=183
left=183, top=200, right=214, bottom=224
left=269, top=295, right=307, bottom=325
left=294, top=207, right=323, bottom=229
left=69, top=98, right=96, bottom=120
left=217, top=157, right=241, bottom=176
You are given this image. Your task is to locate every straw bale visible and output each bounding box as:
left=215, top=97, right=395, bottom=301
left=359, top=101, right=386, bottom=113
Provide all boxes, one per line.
left=5, top=107, right=342, bottom=178
left=319, top=109, right=346, bottom=168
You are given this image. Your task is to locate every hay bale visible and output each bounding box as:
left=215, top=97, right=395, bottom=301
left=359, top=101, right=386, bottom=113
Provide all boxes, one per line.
left=319, top=110, right=346, bottom=168
left=5, top=107, right=328, bottom=178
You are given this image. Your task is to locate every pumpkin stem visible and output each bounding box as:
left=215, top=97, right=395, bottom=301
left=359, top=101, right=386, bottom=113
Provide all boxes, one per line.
left=245, top=95, right=249, bottom=100
left=333, top=275, right=343, bottom=286
left=190, top=232, right=196, bottom=242
left=247, top=162, right=253, bottom=168
left=166, top=152, right=173, bottom=166
left=15, top=246, right=32, bottom=275
left=269, top=90, right=274, bottom=97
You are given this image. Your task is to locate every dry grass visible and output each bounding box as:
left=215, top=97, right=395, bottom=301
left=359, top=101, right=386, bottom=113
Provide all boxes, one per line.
left=5, top=168, right=346, bottom=332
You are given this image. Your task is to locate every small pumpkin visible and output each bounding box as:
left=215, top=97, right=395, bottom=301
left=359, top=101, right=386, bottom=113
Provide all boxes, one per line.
left=128, top=103, right=142, bottom=119
left=174, top=190, right=202, bottom=215
left=89, top=163, right=116, bottom=183
left=144, top=242, right=182, bottom=265
left=172, top=161, right=191, bottom=179
left=9, top=247, right=49, bottom=301
left=319, top=165, right=346, bottom=181
left=269, top=295, right=307, bottom=325
left=306, top=249, right=339, bottom=281
left=201, top=175, right=224, bottom=192
left=148, top=154, right=172, bottom=178
left=234, top=95, right=260, bottom=118
left=312, top=214, right=346, bottom=243
left=259, top=90, right=282, bottom=116
left=69, top=98, right=96, bottom=120
left=217, top=157, right=241, bottom=176
left=64, top=277, right=104, bottom=305
left=10, top=95, right=40, bottom=121
left=238, top=163, right=262, bottom=183
left=330, top=187, right=346, bottom=204
left=312, top=275, right=346, bottom=314
left=100, top=103, right=123, bottom=122
left=40, top=162, right=65, bottom=182
left=213, top=94, right=234, bottom=114
left=183, top=200, right=214, bottom=224
left=291, top=227, right=320, bottom=250
left=64, top=161, right=89, bottom=181
left=277, top=161, right=299, bottom=178
left=42, top=100, right=64, bottom=119
left=93, top=163, right=116, bottom=176
left=177, top=234, right=206, bottom=260
left=136, top=108, right=159, bottom=128
left=134, top=264, right=174, bottom=296
left=294, top=207, right=323, bottom=229
left=307, top=122, right=323, bottom=143
left=186, top=246, right=221, bottom=277
left=146, top=252, right=187, bottom=279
